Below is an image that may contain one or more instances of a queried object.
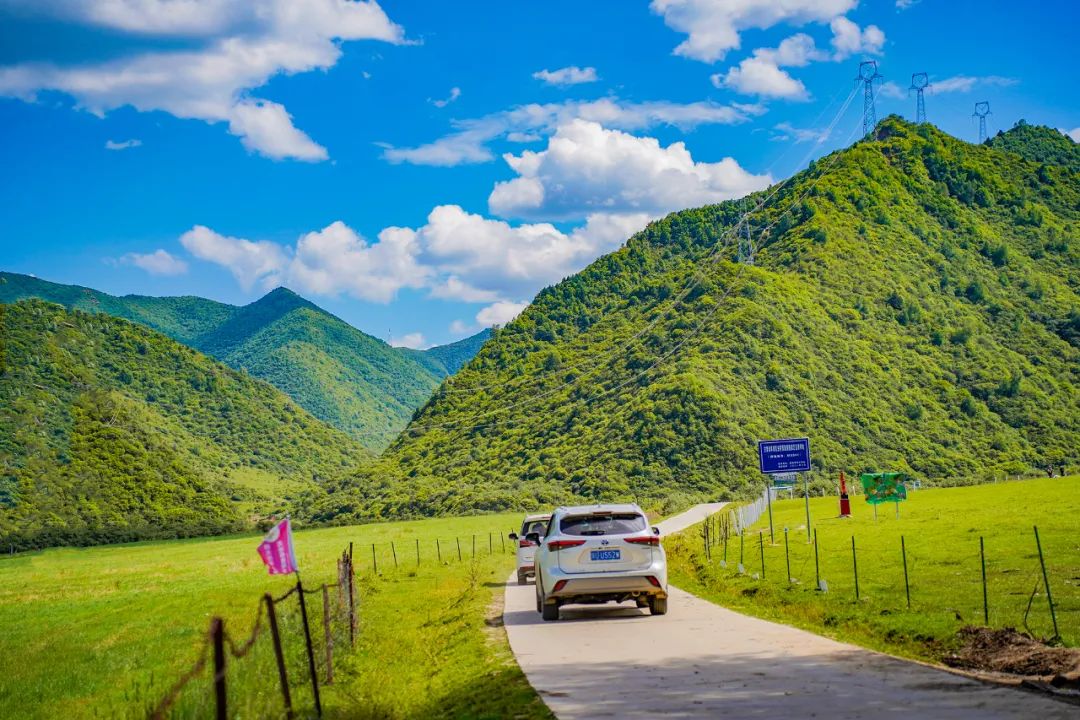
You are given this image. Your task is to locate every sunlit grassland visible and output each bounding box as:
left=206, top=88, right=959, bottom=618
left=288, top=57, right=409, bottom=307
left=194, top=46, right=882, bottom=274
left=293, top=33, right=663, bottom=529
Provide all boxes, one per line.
left=667, top=477, right=1080, bottom=660
left=0, top=514, right=552, bottom=719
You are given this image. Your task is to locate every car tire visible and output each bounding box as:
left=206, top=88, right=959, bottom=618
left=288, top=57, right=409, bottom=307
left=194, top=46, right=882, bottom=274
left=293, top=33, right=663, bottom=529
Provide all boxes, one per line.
left=635, top=597, right=649, bottom=609
left=535, top=579, right=543, bottom=613
left=517, top=570, right=528, bottom=585
left=649, top=596, right=668, bottom=616
left=541, top=600, right=560, bottom=622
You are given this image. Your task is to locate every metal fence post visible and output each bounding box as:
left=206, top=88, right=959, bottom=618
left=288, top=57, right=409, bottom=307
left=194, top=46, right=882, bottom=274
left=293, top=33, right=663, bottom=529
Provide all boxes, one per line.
left=456, top=537, right=462, bottom=562
left=371, top=544, right=377, bottom=575
left=980, top=536, right=988, bottom=625
left=1033, top=526, right=1060, bottom=639
left=489, top=532, right=493, bottom=555
left=472, top=534, right=476, bottom=559
left=211, top=617, right=226, bottom=720
left=901, top=536, right=911, bottom=609
left=391, top=541, right=398, bottom=569
left=852, top=536, right=859, bottom=601
left=785, top=527, right=791, bottom=585
left=437, top=538, right=442, bottom=563
left=295, top=579, right=322, bottom=717
left=759, top=531, right=765, bottom=579
left=416, top=538, right=421, bottom=567
left=265, top=594, right=293, bottom=719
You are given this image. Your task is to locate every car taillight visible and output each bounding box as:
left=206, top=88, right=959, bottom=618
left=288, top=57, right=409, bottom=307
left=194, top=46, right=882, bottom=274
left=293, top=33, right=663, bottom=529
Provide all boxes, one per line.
left=518, top=539, right=536, bottom=548
left=547, top=539, right=586, bottom=551
left=624, top=536, right=660, bottom=547
left=645, top=576, right=662, bottom=588
left=552, top=580, right=568, bottom=593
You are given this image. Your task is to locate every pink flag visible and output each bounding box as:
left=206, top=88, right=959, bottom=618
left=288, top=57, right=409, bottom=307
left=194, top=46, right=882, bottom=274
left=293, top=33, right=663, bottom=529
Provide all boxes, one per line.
left=257, top=517, right=298, bottom=575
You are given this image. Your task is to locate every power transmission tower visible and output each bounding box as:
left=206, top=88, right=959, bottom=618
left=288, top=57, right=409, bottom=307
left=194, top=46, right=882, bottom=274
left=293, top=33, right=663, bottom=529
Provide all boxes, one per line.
left=737, top=214, right=754, bottom=265
left=909, top=72, right=929, bottom=124
left=973, top=101, right=990, bottom=143
left=855, top=61, right=883, bottom=137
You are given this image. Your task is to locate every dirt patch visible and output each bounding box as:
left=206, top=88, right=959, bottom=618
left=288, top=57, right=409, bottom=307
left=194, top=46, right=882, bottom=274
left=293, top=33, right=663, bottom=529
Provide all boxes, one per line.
left=943, top=626, right=1080, bottom=687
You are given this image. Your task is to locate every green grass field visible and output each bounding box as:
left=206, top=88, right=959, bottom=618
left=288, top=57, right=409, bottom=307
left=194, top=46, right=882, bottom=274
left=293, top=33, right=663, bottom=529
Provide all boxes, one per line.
left=0, top=515, right=552, bottom=719
left=667, top=476, right=1080, bottom=662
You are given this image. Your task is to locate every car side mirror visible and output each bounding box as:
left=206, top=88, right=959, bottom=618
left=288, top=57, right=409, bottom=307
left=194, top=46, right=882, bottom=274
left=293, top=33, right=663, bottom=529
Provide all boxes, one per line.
left=525, top=532, right=540, bottom=544
left=652, top=526, right=660, bottom=536
left=508, top=532, right=518, bottom=540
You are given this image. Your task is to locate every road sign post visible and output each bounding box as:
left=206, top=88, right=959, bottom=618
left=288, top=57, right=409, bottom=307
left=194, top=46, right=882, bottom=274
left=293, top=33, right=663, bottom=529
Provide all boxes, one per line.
left=758, top=438, right=811, bottom=542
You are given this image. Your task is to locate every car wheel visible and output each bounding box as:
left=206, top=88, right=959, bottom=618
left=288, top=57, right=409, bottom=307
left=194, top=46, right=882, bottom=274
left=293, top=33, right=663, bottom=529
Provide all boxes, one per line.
left=649, top=596, right=668, bottom=616
left=517, top=570, right=528, bottom=585
left=541, top=600, right=560, bottom=622
left=635, top=596, right=649, bottom=609
left=535, top=580, right=543, bottom=613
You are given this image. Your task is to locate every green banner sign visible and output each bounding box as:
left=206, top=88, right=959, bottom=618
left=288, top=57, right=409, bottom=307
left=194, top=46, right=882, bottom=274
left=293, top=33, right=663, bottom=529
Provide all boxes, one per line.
left=860, top=472, right=908, bottom=505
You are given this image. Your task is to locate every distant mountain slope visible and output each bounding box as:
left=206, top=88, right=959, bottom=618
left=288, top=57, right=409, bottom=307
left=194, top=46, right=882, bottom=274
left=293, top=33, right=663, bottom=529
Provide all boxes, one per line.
left=0, top=274, right=492, bottom=450
left=423, top=328, right=493, bottom=374
left=987, top=121, right=1080, bottom=172
left=0, top=300, right=369, bottom=550
left=308, top=118, right=1079, bottom=521
left=0, top=271, right=234, bottom=343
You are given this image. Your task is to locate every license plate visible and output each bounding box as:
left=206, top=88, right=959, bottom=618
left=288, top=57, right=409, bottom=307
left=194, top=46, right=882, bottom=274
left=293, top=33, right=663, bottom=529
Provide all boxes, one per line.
left=590, top=549, right=621, bottom=561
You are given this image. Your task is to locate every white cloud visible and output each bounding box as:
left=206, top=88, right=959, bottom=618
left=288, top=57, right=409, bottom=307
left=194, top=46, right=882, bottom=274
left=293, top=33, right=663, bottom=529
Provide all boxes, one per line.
left=389, top=332, right=426, bottom=349
left=476, top=301, right=527, bottom=327
left=105, top=138, right=142, bottom=150
left=879, top=74, right=1018, bottom=101
left=179, top=225, right=288, bottom=290
left=430, top=87, right=461, bottom=108
left=449, top=319, right=470, bottom=335
left=649, top=0, right=856, bottom=62
left=118, top=249, right=188, bottom=275
left=829, top=17, right=884, bottom=59
left=489, top=120, right=770, bottom=220
left=0, top=0, right=404, bottom=160
left=380, top=96, right=760, bottom=166
left=1063, top=127, right=1080, bottom=143
left=506, top=131, right=542, bottom=143
left=285, top=221, right=430, bottom=302
left=428, top=276, right=501, bottom=303
left=532, top=66, right=599, bottom=86
left=895, top=0, right=918, bottom=9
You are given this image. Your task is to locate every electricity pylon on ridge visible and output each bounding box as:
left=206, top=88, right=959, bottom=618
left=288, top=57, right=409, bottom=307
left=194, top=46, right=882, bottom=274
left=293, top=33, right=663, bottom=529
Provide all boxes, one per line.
left=737, top=200, right=754, bottom=265
left=909, top=72, right=929, bottom=124
left=855, top=61, right=883, bottom=138
left=973, top=101, right=991, bottom=143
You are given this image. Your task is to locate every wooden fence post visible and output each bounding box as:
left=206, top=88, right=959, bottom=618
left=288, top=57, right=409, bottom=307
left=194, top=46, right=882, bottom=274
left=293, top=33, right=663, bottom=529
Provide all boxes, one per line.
left=437, top=538, right=442, bottom=563
left=322, top=585, right=333, bottom=685
left=391, top=541, right=398, bottom=569
left=265, top=594, right=293, bottom=719
left=211, top=617, right=226, bottom=720
left=456, top=537, right=462, bottom=562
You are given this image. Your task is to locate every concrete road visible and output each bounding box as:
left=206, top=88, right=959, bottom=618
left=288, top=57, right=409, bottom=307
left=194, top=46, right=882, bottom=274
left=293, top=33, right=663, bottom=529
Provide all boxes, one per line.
left=504, top=504, right=1073, bottom=720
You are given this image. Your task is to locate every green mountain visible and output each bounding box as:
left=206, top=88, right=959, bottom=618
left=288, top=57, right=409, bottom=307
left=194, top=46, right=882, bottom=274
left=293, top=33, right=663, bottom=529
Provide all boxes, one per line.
left=307, top=118, right=1079, bottom=521
left=0, top=300, right=370, bottom=550
left=987, top=121, right=1080, bottom=172
left=423, top=328, right=494, bottom=374
left=0, top=275, right=492, bottom=451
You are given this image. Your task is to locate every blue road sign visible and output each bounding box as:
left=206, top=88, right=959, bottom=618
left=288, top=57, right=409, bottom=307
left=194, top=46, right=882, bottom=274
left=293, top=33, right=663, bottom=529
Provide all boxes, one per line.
left=758, top=438, right=811, bottom=474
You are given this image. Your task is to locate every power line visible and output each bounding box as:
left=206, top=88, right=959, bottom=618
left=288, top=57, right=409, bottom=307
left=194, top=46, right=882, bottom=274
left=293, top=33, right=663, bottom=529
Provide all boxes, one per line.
left=402, top=103, right=866, bottom=437
left=909, top=72, right=929, bottom=124
left=855, top=61, right=882, bottom=137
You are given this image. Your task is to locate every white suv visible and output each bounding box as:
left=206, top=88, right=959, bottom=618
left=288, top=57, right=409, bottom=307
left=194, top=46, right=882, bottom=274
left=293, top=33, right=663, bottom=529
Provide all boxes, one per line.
left=509, top=513, right=552, bottom=585
left=532, top=504, right=667, bottom=621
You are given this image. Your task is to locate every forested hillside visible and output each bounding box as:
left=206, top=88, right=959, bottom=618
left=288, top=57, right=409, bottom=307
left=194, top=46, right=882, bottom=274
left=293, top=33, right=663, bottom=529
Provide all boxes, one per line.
left=306, top=118, right=1079, bottom=521
left=987, top=121, right=1080, bottom=172
left=0, top=300, right=369, bottom=549
left=0, top=276, right=492, bottom=450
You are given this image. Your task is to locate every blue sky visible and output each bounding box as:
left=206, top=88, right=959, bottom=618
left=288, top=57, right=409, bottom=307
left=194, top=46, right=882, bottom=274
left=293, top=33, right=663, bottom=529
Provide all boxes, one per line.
left=1, top=0, right=1077, bottom=348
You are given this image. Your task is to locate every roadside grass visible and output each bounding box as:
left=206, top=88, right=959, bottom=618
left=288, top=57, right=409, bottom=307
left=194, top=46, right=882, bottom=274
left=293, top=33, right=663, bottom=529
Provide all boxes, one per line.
left=666, top=477, right=1080, bottom=662
left=0, top=515, right=552, bottom=720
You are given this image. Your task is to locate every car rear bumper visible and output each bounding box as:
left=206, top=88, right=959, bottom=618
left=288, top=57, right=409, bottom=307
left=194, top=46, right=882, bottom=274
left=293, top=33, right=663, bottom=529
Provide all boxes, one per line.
left=543, top=564, right=668, bottom=601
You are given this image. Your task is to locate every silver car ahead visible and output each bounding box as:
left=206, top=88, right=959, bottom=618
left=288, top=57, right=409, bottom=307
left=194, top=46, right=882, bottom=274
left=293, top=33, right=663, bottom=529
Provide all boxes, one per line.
left=508, top=513, right=552, bottom=585
left=532, top=504, right=667, bottom=621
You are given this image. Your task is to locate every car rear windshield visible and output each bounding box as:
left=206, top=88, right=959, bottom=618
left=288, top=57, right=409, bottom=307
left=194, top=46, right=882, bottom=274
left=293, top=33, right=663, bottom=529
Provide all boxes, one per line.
left=522, top=520, right=548, bottom=536
left=560, top=513, right=646, bottom=536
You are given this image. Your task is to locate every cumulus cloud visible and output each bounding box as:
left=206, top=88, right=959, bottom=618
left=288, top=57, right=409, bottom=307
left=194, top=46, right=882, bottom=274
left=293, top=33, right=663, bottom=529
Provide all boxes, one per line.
left=174, top=207, right=650, bottom=306
left=179, top=225, right=288, bottom=290
left=476, top=301, right=527, bottom=326
left=772, top=122, right=829, bottom=144
left=649, top=0, right=856, bottom=62
left=430, top=87, right=461, bottom=108
left=829, top=17, right=885, bottom=59
left=105, top=138, right=142, bottom=150
left=711, top=33, right=822, bottom=100
left=118, top=249, right=188, bottom=275
left=533, top=66, right=599, bottom=86
left=389, top=332, right=426, bottom=349
left=380, top=96, right=761, bottom=166
left=489, top=120, right=770, bottom=220
left=0, top=0, right=405, bottom=160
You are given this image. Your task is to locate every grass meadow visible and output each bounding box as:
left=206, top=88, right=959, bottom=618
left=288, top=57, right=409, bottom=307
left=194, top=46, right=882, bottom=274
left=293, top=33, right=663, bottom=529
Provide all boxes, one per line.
left=667, top=476, right=1080, bottom=661
left=0, top=514, right=552, bottom=719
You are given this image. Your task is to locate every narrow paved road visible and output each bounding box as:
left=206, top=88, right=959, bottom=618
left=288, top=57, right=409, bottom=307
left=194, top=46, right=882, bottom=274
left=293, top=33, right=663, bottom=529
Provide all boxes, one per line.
left=504, top=504, right=1072, bottom=720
